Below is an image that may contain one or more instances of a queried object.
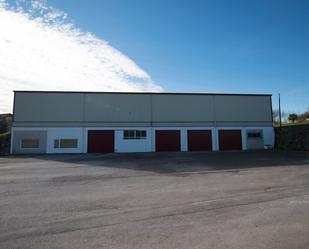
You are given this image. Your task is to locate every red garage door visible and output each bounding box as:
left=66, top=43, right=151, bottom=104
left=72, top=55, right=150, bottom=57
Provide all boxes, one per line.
left=187, top=130, right=212, bottom=151
left=88, top=130, right=114, bottom=153
left=218, top=130, right=242, bottom=151
left=156, top=130, right=180, bottom=152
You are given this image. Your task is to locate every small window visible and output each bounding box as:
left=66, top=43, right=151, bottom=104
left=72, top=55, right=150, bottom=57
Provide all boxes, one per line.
left=21, top=139, right=39, bottom=148
left=129, top=130, right=135, bottom=138
left=123, top=130, right=130, bottom=139
left=54, top=139, right=60, bottom=148
left=247, top=131, right=262, bottom=139
left=54, top=139, right=78, bottom=148
left=141, top=130, right=146, bottom=137
left=136, top=130, right=142, bottom=138
left=123, top=130, right=147, bottom=139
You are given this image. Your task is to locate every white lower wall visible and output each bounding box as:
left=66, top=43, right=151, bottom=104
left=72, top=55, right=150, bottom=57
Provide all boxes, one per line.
left=262, top=127, right=275, bottom=147
left=84, top=127, right=153, bottom=153
left=12, top=126, right=275, bottom=153
left=114, top=128, right=152, bottom=153
left=11, top=127, right=84, bottom=153
left=212, top=128, right=218, bottom=151
left=213, top=127, right=275, bottom=150
left=46, top=128, right=84, bottom=153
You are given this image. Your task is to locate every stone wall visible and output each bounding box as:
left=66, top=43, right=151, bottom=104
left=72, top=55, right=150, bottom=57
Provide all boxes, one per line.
left=275, top=125, right=309, bottom=151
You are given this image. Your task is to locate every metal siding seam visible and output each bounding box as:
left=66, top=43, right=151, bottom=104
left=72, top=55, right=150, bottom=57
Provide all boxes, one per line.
left=212, top=95, right=218, bottom=150
left=82, top=93, right=86, bottom=153
left=150, top=94, right=153, bottom=152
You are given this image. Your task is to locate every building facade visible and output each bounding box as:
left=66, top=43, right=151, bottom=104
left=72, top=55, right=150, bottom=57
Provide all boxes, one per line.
left=11, top=91, right=274, bottom=154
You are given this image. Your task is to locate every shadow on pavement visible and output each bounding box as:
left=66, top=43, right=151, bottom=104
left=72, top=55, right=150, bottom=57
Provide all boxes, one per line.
left=4, top=150, right=309, bottom=174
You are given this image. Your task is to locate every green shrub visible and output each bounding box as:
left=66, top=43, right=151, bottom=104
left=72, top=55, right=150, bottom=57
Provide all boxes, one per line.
left=0, top=132, right=11, bottom=155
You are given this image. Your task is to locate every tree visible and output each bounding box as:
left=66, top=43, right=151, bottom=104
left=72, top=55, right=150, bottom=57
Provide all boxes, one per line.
left=288, top=113, right=298, bottom=123
left=296, top=110, right=309, bottom=122
left=0, top=119, right=8, bottom=133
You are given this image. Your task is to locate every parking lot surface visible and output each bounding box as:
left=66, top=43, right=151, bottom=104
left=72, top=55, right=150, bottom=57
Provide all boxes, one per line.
left=1, top=151, right=309, bottom=249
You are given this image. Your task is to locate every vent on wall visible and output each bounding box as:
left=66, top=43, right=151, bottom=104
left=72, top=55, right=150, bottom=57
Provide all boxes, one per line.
left=21, top=139, right=40, bottom=149
left=54, top=139, right=78, bottom=148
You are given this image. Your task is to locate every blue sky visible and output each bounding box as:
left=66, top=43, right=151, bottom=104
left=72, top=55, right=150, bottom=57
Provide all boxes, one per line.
left=1, top=0, right=308, bottom=113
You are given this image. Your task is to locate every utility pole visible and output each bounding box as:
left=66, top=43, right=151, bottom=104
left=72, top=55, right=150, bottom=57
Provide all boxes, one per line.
left=279, top=93, right=282, bottom=128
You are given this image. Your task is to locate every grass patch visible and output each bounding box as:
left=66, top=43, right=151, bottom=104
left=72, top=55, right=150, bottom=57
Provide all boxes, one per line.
left=274, top=121, right=309, bottom=127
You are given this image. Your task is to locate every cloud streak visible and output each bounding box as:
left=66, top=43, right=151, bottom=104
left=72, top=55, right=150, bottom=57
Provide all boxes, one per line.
left=0, top=0, right=162, bottom=113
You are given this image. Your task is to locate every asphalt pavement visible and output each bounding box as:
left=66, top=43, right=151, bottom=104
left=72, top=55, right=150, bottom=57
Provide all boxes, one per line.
left=0, top=151, right=309, bottom=249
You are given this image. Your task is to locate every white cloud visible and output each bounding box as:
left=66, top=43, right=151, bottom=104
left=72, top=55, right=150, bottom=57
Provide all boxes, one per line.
left=0, top=0, right=162, bottom=113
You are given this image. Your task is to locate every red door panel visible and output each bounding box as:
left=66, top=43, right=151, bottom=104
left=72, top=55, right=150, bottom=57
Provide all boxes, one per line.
left=88, top=130, right=114, bottom=153
left=187, top=130, right=212, bottom=151
left=218, top=130, right=242, bottom=151
left=156, top=130, right=180, bottom=152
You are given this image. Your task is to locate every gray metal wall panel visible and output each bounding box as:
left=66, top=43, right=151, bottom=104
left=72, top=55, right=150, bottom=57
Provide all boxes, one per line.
left=152, top=121, right=273, bottom=127
left=12, top=121, right=152, bottom=127
left=152, top=95, right=214, bottom=121
left=14, top=92, right=84, bottom=122
left=12, top=130, right=47, bottom=154
left=84, top=93, right=151, bottom=122
left=152, top=122, right=215, bottom=127
left=214, top=121, right=273, bottom=127
left=214, top=95, right=272, bottom=122
left=12, top=121, right=272, bottom=127
left=84, top=122, right=152, bottom=127
left=13, top=92, right=272, bottom=125
left=13, top=122, right=85, bottom=127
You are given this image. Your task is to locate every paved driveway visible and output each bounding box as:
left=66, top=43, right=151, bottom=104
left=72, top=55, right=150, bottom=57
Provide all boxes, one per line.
left=1, top=151, right=309, bottom=249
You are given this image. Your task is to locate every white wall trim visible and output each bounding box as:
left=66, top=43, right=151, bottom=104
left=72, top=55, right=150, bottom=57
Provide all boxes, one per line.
left=11, top=126, right=274, bottom=154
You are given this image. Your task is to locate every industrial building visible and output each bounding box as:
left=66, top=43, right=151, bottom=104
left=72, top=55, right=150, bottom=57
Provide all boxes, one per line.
left=11, top=91, right=274, bottom=154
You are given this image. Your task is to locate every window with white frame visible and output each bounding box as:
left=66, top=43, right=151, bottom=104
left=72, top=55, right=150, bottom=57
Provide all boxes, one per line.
left=54, top=139, right=78, bottom=148
left=21, top=139, right=40, bottom=148
left=123, top=130, right=147, bottom=139
left=247, top=131, right=262, bottom=139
